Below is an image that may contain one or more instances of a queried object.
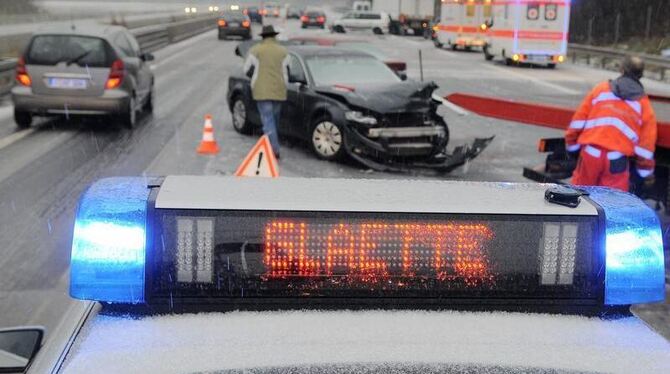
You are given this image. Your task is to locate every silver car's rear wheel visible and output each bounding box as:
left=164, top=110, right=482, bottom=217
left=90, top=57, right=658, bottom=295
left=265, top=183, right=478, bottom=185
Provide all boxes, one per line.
left=120, top=96, right=137, bottom=129
left=311, top=120, right=344, bottom=160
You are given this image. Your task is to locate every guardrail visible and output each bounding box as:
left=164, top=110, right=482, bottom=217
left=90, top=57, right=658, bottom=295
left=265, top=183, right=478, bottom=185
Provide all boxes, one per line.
left=0, top=15, right=216, bottom=96
left=568, top=43, right=670, bottom=82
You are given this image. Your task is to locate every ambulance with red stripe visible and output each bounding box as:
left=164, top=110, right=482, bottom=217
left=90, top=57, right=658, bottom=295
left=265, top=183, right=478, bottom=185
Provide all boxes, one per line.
left=435, top=0, right=492, bottom=51
left=483, top=0, right=570, bottom=67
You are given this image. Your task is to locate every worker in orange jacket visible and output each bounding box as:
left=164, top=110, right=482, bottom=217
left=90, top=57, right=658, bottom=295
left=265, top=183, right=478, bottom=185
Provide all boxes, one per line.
left=566, top=56, right=657, bottom=192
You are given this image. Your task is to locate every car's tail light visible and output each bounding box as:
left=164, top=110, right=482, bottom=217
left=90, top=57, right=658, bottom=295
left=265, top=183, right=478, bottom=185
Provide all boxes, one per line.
left=317, top=16, right=325, bottom=23
left=105, top=59, right=124, bottom=90
left=218, top=19, right=227, bottom=27
left=15, top=57, right=32, bottom=87
left=242, top=20, right=250, bottom=28
left=301, top=15, right=308, bottom=22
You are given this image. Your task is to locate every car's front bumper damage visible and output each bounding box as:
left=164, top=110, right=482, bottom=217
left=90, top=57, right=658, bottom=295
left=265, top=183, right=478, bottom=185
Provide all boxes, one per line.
left=345, top=122, right=494, bottom=173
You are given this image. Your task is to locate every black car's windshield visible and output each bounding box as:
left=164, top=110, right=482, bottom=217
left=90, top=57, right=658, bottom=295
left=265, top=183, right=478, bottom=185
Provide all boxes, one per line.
left=306, top=55, right=400, bottom=86
left=334, top=42, right=385, bottom=60
left=26, top=35, right=111, bottom=67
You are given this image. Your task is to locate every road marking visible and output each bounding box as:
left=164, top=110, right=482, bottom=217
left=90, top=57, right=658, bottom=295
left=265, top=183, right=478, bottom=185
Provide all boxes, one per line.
left=487, top=64, right=581, bottom=95
left=0, top=105, right=13, bottom=120
left=155, top=29, right=217, bottom=68
left=0, top=129, right=36, bottom=151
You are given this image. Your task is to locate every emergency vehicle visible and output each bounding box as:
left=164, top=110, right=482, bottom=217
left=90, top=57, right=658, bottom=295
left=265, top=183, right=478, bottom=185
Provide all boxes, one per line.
left=2, top=177, right=669, bottom=373
left=484, top=0, right=571, bottom=67
left=435, top=0, right=492, bottom=50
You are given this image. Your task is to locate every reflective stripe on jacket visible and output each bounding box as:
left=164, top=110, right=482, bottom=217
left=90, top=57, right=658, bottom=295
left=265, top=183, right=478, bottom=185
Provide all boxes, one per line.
left=244, top=38, right=290, bottom=101
left=565, top=81, right=658, bottom=176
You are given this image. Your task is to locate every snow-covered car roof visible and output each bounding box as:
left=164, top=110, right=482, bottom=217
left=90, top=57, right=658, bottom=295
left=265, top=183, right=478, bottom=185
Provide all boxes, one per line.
left=63, top=310, right=670, bottom=374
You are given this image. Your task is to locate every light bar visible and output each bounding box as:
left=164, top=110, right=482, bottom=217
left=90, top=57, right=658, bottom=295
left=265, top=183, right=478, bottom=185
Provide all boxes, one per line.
left=68, top=177, right=665, bottom=312
left=584, top=187, right=665, bottom=305
left=70, top=177, right=150, bottom=303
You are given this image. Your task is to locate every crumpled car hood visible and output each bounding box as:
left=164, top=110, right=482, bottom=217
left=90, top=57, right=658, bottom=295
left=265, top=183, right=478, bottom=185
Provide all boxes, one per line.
left=315, top=81, right=438, bottom=114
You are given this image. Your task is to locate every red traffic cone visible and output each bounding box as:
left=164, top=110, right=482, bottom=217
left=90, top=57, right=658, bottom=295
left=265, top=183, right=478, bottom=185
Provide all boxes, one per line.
left=197, top=114, right=220, bottom=155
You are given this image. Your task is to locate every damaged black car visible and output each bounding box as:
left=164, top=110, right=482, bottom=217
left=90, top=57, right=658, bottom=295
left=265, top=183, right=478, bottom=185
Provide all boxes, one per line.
left=227, top=46, right=493, bottom=172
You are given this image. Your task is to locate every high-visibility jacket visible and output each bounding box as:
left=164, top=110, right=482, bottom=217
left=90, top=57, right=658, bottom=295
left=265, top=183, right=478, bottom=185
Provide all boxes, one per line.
left=565, top=81, right=657, bottom=177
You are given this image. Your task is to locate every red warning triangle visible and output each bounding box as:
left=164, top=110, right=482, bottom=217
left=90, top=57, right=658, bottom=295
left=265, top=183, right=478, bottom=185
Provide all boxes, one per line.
left=235, top=135, right=279, bottom=178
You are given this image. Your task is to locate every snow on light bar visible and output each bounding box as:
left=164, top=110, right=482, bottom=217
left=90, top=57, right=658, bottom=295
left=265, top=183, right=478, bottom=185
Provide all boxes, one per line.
left=69, top=177, right=665, bottom=308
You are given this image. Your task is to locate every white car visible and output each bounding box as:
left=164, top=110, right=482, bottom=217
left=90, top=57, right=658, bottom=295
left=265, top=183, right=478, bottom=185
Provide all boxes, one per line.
left=333, top=11, right=390, bottom=34
left=3, top=177, right=670, bottom=373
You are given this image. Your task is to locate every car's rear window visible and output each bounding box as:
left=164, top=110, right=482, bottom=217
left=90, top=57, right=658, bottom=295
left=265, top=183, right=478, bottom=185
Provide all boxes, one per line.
left=306, top=11, right=323, bottom=17
left=224, top=13, right=246, bottom=21
left=26, top=35, right=112, bottom=67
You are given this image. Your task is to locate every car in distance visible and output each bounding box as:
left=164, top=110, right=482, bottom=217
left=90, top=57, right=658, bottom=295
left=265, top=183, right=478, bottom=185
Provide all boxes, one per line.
left=262, top=2, right=281, bottom=18
left=218, top=12, right=252, bottom=40
left=301, top=10, right=327, bottom=29
left=11, top=24, right=154, bottom=129
left=332, top=11, right=390, bottom=34
left=227, top=46, right=480, bottom=171
left=286, top=6, right=303, bottom=19
left=243, top=6, right=263, bottom=23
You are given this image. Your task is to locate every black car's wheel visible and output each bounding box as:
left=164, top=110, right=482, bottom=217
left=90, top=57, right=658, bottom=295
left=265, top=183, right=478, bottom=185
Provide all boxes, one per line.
left=547, top=63, right=557, bottom=69
left=231, top=96, right=253, bottom=134
left=119, top=96, right=137, bottom=129
left=334, top=25, right=345, bottom=33
left=301, top=24, right=307, bottom=29
left=14, top=109, right=32, bottom=129
left=373, top=27, right=383, bottom=35
left=311, top=116, right=345, bottom=161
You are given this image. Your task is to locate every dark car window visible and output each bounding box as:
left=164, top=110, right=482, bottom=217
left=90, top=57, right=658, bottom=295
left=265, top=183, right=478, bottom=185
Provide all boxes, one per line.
left=305, top=55, right=400, bottom=86
left=26, top=35, right=113, bottom=67
left=224, top=13, right=246, bottom=21
left=306, top=11, right=323, bottom=17
left=359, top=13, right=382, bottom=20
left=287, top=55, right=306, bottom=83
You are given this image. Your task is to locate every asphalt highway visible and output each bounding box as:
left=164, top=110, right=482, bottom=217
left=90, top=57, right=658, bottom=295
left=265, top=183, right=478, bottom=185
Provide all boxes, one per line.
left=0, top=15, right=669, bottom=341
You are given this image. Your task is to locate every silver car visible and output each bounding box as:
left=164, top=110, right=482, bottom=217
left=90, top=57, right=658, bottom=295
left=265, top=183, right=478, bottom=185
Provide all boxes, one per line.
left=11, top=24, right=154, bottom=129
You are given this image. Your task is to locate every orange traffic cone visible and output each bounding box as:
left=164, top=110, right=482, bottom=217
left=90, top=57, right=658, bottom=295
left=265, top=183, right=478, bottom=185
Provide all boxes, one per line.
left=197, top=114, right=220, bottom=155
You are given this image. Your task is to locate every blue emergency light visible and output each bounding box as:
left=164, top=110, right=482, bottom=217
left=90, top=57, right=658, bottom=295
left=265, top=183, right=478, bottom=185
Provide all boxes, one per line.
left=70, top=177, right=150, bottom=303
left=69, top=177, right=665, bottom=309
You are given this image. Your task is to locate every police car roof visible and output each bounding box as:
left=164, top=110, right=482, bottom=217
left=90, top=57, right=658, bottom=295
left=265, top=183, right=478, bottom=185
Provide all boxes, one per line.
left=155, top=176, right=598, bottom=216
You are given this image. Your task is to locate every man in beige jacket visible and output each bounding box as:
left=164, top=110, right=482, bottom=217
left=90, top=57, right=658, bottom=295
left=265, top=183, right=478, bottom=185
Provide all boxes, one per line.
left=243, top=25, right=290, bottom=159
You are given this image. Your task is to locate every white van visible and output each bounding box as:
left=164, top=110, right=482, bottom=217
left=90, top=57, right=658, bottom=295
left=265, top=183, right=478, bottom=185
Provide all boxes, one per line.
left=333, top=11, right=390, bottom=35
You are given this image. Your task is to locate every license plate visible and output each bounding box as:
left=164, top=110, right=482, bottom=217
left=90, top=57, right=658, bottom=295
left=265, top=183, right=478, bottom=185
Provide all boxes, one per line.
left=527, top=55, right=549, bottom=63
left=229, top=22, right=239, bottom=27
left=310, top=18, right=316, bottom=21
left=47, top=78, right=87, bottom=89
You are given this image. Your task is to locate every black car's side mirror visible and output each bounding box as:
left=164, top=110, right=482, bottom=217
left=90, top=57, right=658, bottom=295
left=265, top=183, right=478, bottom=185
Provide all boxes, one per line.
left=141, top=52, right=155, bottom=62
left=399, top=72, right=408, bottom=81
left=0, top=327, right=44, bottom=374
left=289, top=74, right=307, bottom=85
left=235, top=46, right=242, bottom=57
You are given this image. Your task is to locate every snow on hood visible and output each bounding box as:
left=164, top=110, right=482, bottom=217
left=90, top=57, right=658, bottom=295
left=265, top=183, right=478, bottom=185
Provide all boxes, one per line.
left=315, top=81, right=438, bottom=114
left=63, top=311, right=670, bottom=374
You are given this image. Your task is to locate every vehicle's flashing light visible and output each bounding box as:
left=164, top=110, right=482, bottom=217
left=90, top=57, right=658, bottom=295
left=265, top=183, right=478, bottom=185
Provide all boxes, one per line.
left=242, top=20, right=251, bottom=28
left=16, top=57, right=31, bottom=87
left=218, top=19, right=226, bottom=27
left=105, top=59, right=124, bottom=90
left=584, top=187, right=665, bottom=305
left=70, top=177, right=150, bottom=303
